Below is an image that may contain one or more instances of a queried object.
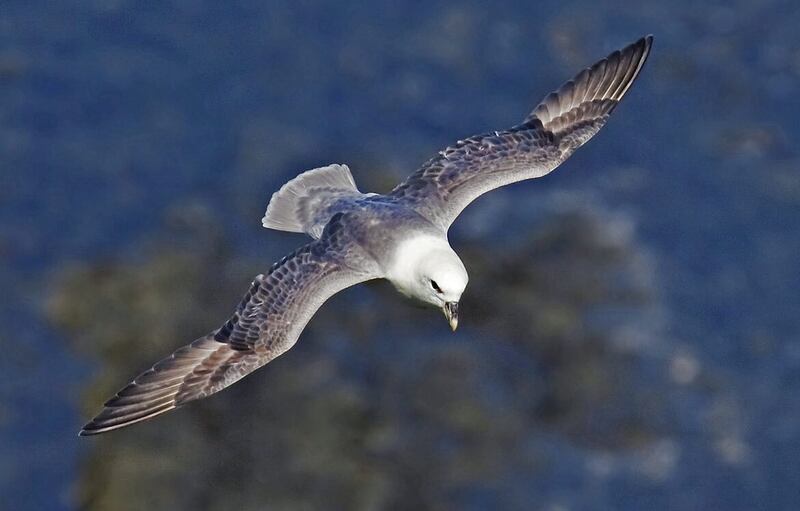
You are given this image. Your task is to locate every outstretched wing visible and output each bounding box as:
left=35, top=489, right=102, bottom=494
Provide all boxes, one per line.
left=80, top=214, right=377, bottom=435
left=390, top=36, right=652, bottom=230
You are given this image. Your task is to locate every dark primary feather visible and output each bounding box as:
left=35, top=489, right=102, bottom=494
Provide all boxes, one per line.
left=390, top=36, right=653, bottom=230
left=80, top=215, right=376, bottom=435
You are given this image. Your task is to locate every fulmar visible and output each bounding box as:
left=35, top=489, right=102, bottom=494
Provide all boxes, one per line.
left=81, top=35, right=653, bottom=435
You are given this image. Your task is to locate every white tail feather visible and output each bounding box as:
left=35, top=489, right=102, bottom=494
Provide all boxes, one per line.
left=262, top=164, right=360, bottom=237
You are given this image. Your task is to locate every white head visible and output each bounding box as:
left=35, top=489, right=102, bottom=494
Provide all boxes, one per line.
left=388, top=236, right=468, bottom=330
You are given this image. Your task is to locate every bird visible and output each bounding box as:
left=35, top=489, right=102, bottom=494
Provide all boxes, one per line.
left=80, top=35, right=653, bottom=435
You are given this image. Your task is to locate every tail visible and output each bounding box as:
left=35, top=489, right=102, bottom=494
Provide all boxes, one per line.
left=262, top=164, right=362, bottom=239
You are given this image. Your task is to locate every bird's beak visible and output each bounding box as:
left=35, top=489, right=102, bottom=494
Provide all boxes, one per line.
left=443, top=301, right=459, bottom=331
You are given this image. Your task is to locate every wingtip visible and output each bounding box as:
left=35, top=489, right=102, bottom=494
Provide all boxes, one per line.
left=79, top=416, right=112, bottom=436
left=637, top=34, right=654, bottom=56
left=78, top=406, right=174, bottom=436
left=626, top=34, right=653, bottom=56
left=78, top=422, right=99, bottom=437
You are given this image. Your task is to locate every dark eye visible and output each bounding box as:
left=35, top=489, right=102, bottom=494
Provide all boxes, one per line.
left=430, top=280, right=442, bottom=293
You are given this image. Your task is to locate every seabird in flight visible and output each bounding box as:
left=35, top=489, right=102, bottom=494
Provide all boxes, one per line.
left=81, top=35, right=653, bottom=435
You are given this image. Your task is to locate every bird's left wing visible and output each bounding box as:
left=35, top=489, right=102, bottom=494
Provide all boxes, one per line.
left=390, top=36, right=652, bottom=231
left=80, top=214, right=378, bottom=435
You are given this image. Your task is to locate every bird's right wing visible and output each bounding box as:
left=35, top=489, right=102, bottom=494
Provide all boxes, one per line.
left=80, top=214, right=378, bottom=435
left=390, top=36, right=652, bottom=231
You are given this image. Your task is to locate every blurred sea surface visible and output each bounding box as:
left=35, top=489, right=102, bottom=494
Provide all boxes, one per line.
left=1, top=1, right=799, bottom=509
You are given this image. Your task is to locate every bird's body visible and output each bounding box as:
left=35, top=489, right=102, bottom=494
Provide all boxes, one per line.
left=265, top=184, right=468, bottom=301
left=81, top=36, right=653, bottom=435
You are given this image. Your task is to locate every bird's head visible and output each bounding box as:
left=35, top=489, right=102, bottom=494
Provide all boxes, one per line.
left=389, top=237, right=468, bottom=331
left=423, top=262, right=466, bottom=331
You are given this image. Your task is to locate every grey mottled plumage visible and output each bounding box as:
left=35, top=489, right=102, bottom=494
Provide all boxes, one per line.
left=390, top=36, right=652, bottom=229
left=82, top=36, right=652, bottom=435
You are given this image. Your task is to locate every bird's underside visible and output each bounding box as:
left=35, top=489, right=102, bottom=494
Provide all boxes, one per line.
left=81, top=35, right=652, bottom=435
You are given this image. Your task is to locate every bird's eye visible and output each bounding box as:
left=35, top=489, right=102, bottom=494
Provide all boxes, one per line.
left=430, top=280, right=443, bottom=294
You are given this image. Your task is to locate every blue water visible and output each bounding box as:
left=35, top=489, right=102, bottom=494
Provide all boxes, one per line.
left=2, top=0, right=799, bottom=509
